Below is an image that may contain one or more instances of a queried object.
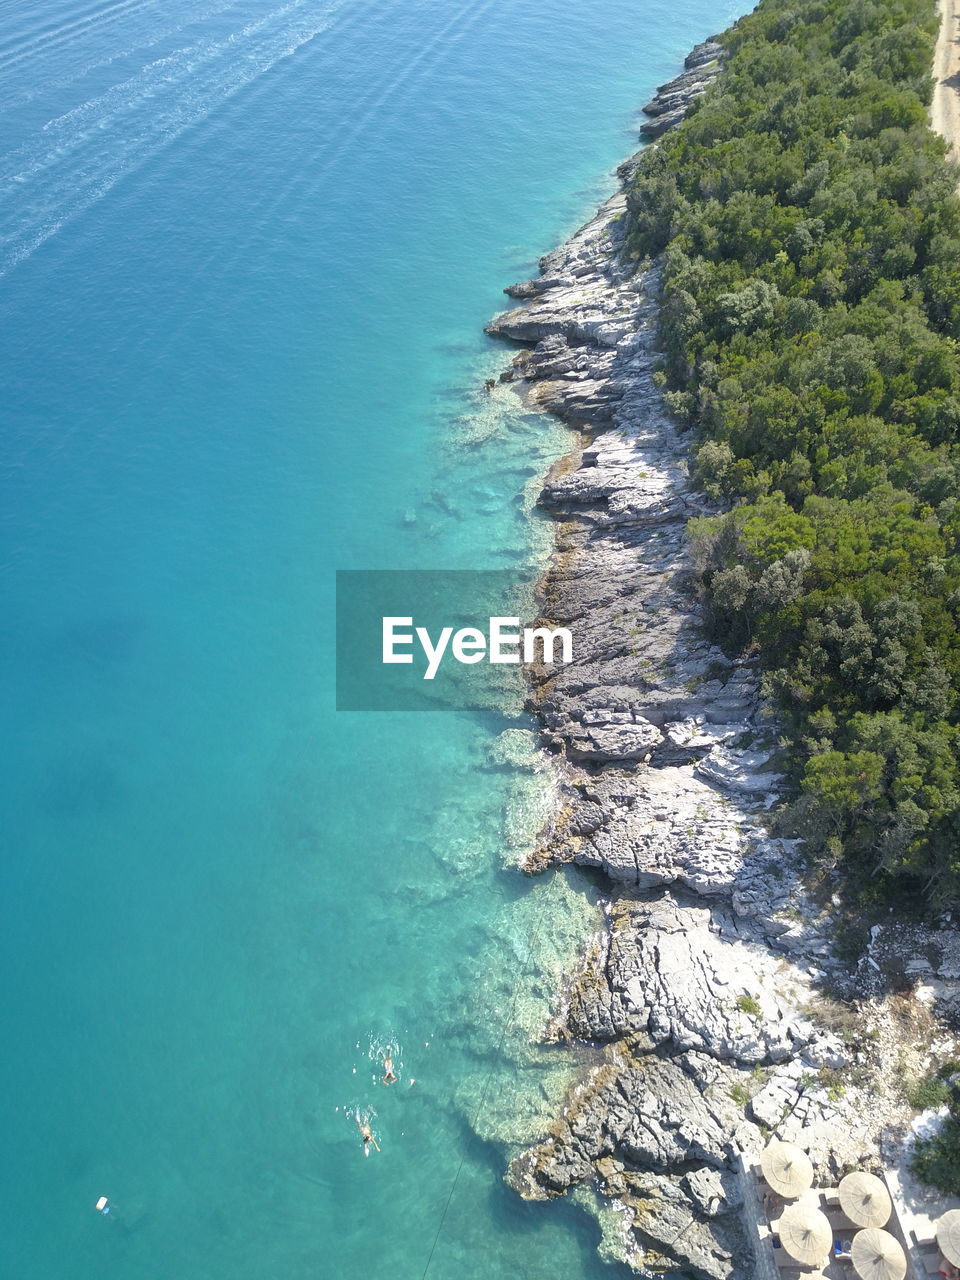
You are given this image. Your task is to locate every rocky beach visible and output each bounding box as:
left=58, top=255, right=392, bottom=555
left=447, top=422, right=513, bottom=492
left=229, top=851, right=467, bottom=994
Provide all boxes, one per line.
left=486, top=38, right=960, bottom=1280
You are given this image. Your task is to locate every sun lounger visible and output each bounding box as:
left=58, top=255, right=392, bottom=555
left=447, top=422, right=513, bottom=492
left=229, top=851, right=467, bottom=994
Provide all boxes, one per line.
left=911, top=1236, right=944, bottom=1276
left=824, top=1211, right=858, bottom=1232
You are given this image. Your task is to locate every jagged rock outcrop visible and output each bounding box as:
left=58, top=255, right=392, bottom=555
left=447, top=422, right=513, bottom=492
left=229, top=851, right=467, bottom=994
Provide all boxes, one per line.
left=566, top=895, right=811, bottom=1063
left=639, top=38, right=725, bottom=139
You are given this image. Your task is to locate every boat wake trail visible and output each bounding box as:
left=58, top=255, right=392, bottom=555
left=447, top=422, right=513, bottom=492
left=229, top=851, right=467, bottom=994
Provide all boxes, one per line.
left=0, top=0, right=152, bottom=75
left=0, top=0, right=251, bottom=118
left=0, top=0, right=348, bottom=278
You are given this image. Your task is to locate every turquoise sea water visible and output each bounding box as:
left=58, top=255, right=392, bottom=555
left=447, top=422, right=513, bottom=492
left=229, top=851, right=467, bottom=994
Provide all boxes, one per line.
left=0, top=2, right=744, bottom=1275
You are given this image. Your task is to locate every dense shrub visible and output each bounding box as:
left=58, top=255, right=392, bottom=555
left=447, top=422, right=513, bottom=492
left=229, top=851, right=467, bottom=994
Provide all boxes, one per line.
left=910, top=1068, right=960, bottom=1194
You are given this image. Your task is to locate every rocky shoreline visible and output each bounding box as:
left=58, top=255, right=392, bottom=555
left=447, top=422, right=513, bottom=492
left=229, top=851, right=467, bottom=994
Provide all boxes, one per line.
left=484, top=38, right=956, bottom=1280
left=638, top=39, right=725, bottom=141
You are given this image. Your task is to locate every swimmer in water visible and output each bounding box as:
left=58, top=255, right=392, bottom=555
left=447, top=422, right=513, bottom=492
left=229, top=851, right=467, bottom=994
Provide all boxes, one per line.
left=380, top=1050, right=398, bottom=1085
left=356, top=1115, right=380, bottom=1156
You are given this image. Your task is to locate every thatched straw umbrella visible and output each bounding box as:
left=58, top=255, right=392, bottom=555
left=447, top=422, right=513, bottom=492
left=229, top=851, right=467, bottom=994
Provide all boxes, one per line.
left=778, top=1201, right=833, bottom=1266
left=937, top=1209, right=960, bottom=1267
left=839, top=1172, right=892, bottom=1228
left=850, top=1228, right=907, bottom=1280
left=760, top=1140, right=814, bottom=1199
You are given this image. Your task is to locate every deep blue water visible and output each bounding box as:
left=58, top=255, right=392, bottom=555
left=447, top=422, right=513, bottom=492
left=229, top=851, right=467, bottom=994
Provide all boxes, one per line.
left=0, top=1, right=744, bottom=1275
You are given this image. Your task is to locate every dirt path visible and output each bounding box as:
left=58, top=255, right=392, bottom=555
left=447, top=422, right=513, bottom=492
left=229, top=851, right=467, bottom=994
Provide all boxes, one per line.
left=932, top=0, right=960, bottom=165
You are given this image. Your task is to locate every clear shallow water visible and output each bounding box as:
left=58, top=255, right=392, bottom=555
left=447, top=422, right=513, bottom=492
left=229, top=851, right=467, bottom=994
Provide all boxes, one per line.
left=0, top=1, right=744, bottom=1275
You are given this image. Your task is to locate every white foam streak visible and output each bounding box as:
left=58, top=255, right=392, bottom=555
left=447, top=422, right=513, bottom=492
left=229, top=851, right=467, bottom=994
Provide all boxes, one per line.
left=0, top=0, right=256, bottom=118
left=0, top=0, right=347, bottom=277
left=0, top=0, right=137, bottom=56
left=0, top=0, right=150, bottom=75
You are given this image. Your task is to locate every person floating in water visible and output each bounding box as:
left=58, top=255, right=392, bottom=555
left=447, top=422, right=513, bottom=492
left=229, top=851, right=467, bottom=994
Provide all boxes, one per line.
left=356, top=1115, right=380, bottom=1156
left=380, top=1050, right=397, bottom=1085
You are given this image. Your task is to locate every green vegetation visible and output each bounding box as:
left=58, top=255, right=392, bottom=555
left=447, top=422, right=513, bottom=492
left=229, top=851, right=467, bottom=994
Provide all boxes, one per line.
left=736, top=993, right=763, bottom=1017
left=911, top=1124, right=960, bottom=1196
left=907, top=1070, right=953, bottom=1110
left=627, top=0, right=960, bottom=901
left=819, top=1065, right=849, bottom=1100
left=729, top=1080, right=752, bottom=1106
left=909, top=1066, right=960, bottom=1193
